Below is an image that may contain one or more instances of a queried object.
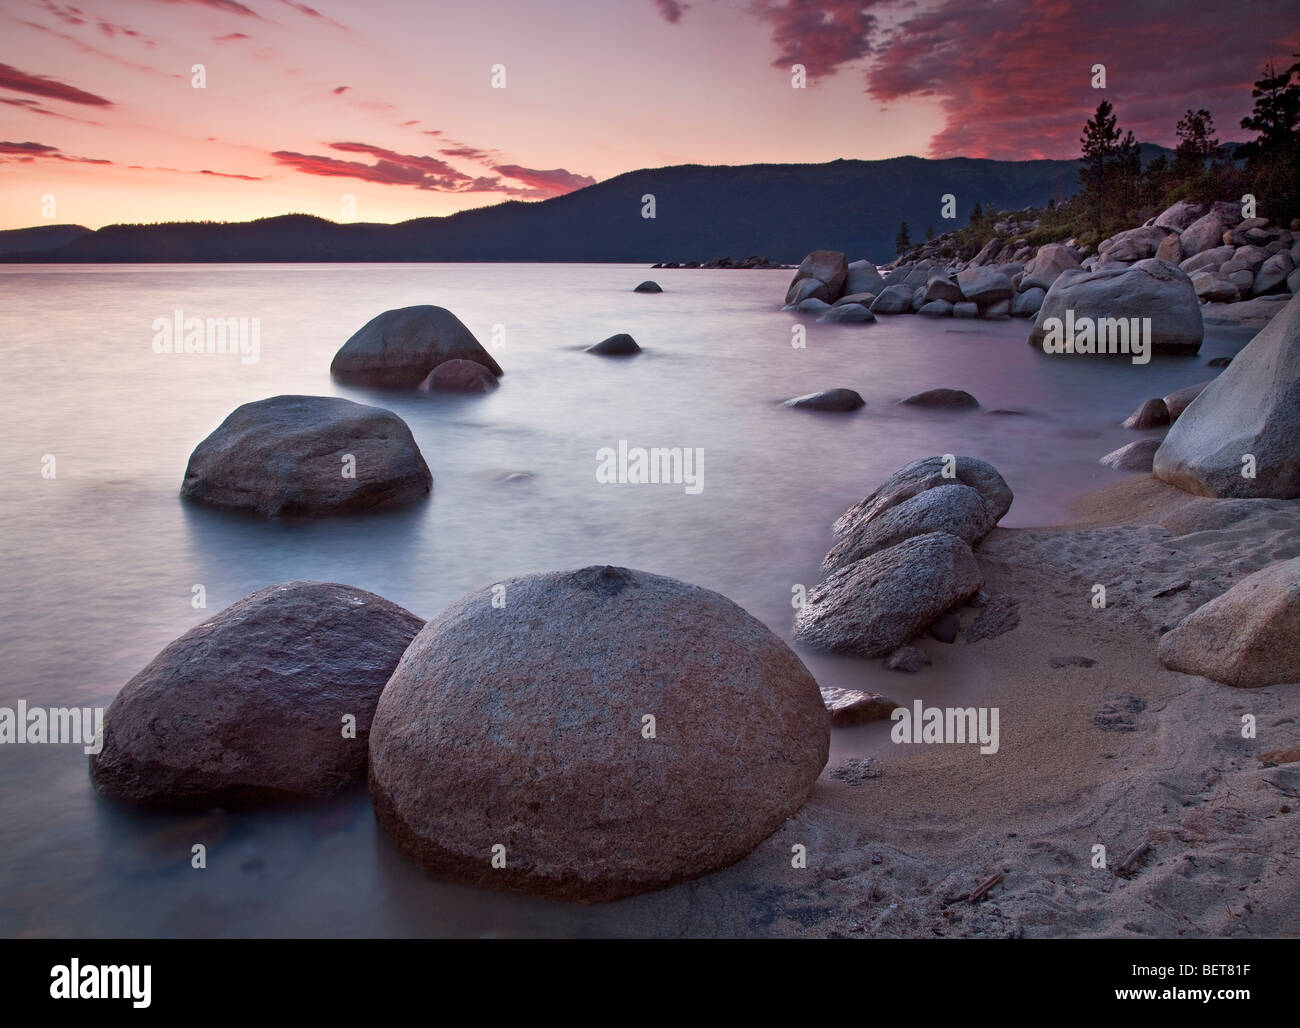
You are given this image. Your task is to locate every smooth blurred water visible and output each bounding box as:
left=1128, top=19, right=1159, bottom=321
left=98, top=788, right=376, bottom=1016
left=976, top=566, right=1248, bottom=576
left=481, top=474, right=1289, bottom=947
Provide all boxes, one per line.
left=0, top=263, right=1252, bottom=936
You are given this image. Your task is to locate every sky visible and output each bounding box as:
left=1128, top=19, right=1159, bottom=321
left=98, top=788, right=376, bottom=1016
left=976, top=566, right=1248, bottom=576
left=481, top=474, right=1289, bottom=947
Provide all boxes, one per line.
left=1, top=0, right=1296, bottom=230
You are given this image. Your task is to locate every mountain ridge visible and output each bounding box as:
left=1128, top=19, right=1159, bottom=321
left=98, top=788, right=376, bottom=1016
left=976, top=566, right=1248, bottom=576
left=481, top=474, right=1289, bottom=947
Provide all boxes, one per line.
left=1, top=150, right=1180, bottom=264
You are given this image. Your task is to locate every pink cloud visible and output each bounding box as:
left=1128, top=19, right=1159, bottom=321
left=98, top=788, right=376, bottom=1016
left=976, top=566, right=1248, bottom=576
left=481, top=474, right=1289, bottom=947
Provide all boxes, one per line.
left=492, top=164, right=597, bottom=197
left=0, top=61, right=113, bottom=106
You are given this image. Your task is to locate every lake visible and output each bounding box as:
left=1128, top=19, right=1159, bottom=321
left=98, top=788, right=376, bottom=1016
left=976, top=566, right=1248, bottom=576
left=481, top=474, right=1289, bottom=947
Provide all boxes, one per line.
left=0, top=262, right=1252, bottom=936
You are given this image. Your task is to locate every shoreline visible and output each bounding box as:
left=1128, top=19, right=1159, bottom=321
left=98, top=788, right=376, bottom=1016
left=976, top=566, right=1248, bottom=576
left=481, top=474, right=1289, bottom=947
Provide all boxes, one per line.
left=741, top=474, right=1299, bottom=938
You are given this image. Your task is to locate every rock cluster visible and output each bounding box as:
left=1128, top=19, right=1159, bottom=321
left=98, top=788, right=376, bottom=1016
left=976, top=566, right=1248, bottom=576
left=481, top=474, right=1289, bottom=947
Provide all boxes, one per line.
left=794, top=457, right=1013, bottom=658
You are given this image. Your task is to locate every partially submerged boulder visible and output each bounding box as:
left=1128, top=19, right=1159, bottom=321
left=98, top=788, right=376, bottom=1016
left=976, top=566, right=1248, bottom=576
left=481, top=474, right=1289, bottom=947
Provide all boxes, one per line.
left=587, top=333, right=641, bottom=356
left=90, top=583, right=424, bottom=804
left=633, top=280, right=663, bottom=293
left=1027, top=258, right=1204, bottom=356
left=833, top=455, right=1013, bottom=535
left=419, top=358, right=498, bottom=393
left=870, top=284, right=915, bottom=314
left=180, top=395, right=432, bottom=517
left=1153, top=292, right=1300, bottom=498
left=818, top=303, right=876, bottom=324
left=823, top=483, right=996, bottom=572
left=901, top=388, right=979, bottom=409
left=1122, top=398, right=1170, bottom=429
left=1100, top=438, right=1162, bottom=472
left=784, top=388, right=865, bottom=412
left=786, top=250, right=849, bottom=304
left=368, top=566, right=829, bottom=902
left=793, top=533, right=983, bottom=658
left=331, top=305, right=502, bottom=387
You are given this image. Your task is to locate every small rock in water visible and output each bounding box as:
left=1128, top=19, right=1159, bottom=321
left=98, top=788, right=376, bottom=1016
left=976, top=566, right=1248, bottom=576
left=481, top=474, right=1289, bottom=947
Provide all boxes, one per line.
left=1122, top=398, right=1170, bottom=429
left=1100, top=438, right=1162, bottom=472
left=928, top=612, right=961, bottom=643
left=633, top=280, right=663, bottom=293
left=900, top=388, right=980, bottom=409
left=587, top=333, right=641, bottom=356
left=885, top=645, right=931, bottom=672
left=1049, top=655, right=1097, bottom=669
left=818, top=303, right=876, bottom=324
left=418, top=358, right=498, bottom=393
left=783, top=388, right=865, bottom=412
left=1206, top=356, right=1233, bottom=368
left=820, top=687, right=897, bottom=724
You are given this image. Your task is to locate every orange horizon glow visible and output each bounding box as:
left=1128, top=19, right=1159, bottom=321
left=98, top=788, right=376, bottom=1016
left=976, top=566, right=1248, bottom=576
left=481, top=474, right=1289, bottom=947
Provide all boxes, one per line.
left=1, top=0, right=1296, bottom=231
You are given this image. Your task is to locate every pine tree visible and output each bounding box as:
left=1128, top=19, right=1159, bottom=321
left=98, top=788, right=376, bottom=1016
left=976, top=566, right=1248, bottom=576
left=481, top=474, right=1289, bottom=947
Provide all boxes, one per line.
left=1239, top=55, right=1300, bottom=216
left=1175, top=108, right=1218, bottom=172
left=1079, top=101, right=1138, bottom=233
left=895, top=221, right=911, bottom=255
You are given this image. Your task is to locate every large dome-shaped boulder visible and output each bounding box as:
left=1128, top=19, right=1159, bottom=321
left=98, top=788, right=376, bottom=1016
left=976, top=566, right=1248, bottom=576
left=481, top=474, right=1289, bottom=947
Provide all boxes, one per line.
left=181, top=395, right=432, bottom=517
left=90, top=582, right=424, bottom=805
left=1153, top=292, right=1300, bottom=498
left=331, top=305, right=503, bottom=388
left=368, top=565, right=829, bottom=902
left=1027, top=258, right=1203, bottom=356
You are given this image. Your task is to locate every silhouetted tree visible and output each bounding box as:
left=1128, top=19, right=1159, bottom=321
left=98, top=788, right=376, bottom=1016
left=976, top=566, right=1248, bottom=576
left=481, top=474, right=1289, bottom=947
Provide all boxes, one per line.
left=895, top=221, right=911, bottom=254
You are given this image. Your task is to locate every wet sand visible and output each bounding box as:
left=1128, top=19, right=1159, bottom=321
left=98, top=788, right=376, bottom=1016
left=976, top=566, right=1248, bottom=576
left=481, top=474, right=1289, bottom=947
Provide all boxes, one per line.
left=604, top=477, right=1300, bottom=937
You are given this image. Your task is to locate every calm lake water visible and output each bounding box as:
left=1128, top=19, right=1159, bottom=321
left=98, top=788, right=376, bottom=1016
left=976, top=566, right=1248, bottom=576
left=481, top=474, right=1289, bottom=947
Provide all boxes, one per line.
left=0, top=263, right=1252, bottom=937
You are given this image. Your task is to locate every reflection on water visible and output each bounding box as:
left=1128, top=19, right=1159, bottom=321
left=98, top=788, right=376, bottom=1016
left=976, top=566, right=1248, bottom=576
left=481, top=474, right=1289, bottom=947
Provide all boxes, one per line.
left=0, top=263, right=1251, bottom=936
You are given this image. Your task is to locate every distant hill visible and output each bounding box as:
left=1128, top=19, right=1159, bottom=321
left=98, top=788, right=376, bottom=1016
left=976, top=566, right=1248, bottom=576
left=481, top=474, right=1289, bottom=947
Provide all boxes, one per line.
left=0, top=224, right=92, bottom=256
left=1, top=152, right=1176, bottom=265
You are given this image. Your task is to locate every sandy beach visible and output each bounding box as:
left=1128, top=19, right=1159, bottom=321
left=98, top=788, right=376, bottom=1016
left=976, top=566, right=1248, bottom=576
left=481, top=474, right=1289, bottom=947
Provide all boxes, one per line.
left=585, top=477, right=1300, bottom=938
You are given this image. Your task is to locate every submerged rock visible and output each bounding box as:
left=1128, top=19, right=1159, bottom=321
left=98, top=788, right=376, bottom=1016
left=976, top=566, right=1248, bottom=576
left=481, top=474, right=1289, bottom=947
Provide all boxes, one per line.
left=820, top=687, right=897, bottom=724
left=901, top=388, right=980, bottom=409
left=180, top=395, right=432, bottom=517
left=90, top=583, right=424, bottom=804
left=633, top=280, right=663, bottom=293
left=331, top=305, right=502, bottom=387
left=368, top=566, right=829, bottom=902
left=587, top=333, right=641, bottom=356
left=1122, top=398, right=1170, bottom=429
left=419, top=358, right=499, bottom=393
left=818, top=303, right=876, bottom=324
left=784, top=388, right=865, bottom=412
